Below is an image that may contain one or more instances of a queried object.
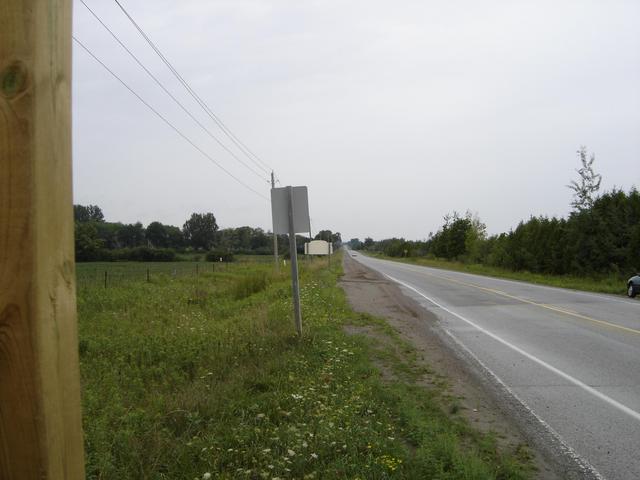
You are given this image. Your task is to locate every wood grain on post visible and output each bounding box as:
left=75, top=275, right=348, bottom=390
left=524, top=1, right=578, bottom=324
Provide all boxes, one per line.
left=0, top=1, right=85, bottom=479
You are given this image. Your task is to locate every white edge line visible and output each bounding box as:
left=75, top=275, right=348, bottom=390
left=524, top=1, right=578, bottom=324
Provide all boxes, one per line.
left=384, top=273, right=640, bottom=423
left=442, top=328, right=604, bottom=479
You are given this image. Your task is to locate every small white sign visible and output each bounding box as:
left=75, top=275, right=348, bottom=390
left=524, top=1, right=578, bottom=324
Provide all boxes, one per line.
left=271, top=186, right=310, bottom=234
left=305, top=240, right=333, bottom=255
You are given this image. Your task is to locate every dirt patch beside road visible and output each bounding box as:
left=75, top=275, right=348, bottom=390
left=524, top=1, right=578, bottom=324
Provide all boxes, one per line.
left=340, top=253, right=562, bottom=479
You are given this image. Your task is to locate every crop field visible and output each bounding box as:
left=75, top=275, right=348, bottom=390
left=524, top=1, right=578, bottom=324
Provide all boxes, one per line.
left=77, top=254, right=533, bottom=479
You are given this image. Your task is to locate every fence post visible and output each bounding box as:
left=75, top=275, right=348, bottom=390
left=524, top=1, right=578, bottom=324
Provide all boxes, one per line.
left=104, top=270, right=108, bottom=288
left=0, top=0, right=85, bottom=477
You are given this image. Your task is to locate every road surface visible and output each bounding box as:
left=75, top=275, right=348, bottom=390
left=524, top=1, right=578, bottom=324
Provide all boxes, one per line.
left=349, top=252, right=640, bottom=480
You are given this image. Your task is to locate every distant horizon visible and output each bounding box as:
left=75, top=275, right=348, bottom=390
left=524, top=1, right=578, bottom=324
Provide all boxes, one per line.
left=76, top=180, right=639, bottom=243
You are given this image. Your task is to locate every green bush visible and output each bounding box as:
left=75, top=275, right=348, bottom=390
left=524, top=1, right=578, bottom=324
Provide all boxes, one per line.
left=75, top=246, right=177, bottom=262
left=205, top=250, right=234, bottom=262
left=114, top=247, right=176, bottom=262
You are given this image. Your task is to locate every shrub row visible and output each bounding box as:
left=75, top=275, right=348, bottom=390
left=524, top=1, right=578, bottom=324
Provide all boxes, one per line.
left=77, top=247, right=177, bottom=262
left=205, top=250, right=235, bottom=262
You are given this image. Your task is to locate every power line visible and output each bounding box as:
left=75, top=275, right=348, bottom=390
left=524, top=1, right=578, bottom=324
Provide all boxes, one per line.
left=73, top=36, right=269, bottom=201
left=78, top=0, right=268, bottom=184
left=112, top=0, right=274, bottom=175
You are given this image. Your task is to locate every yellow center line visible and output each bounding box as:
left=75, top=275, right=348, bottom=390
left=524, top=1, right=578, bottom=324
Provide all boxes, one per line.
left=405, top=267, right=640, bottom=336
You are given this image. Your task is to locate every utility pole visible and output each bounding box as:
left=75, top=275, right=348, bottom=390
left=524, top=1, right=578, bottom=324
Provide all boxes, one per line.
left=271, top=171, right=279, bottom=269
left=1, top=1, right=85, bottom=478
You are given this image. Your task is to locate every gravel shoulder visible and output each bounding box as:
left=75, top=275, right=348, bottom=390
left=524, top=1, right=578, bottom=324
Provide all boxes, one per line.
left=340, top=253, right=565, bottom=480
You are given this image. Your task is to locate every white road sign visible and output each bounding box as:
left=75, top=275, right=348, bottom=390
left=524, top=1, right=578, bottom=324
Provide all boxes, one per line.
left=305, top=240, right=333, bottom=255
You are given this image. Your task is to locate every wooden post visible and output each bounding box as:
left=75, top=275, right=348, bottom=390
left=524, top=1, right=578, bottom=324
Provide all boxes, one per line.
left=0, top=1, right=85, bottom=478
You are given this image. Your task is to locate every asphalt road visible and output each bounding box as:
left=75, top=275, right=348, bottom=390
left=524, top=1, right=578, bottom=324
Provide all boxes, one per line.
left=349, top=252, right=640, bottom=480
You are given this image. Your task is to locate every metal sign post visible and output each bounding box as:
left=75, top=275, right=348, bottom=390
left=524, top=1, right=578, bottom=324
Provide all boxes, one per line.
left=287, top=186, right=302, bottom=336
left=271, top=186, right=310, bottom=337
left=271, top=171, right=278, bottom=270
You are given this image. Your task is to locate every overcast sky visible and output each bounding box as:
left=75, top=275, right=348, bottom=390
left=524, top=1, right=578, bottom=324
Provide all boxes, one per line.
left=72, top=0, right=640, bottom=241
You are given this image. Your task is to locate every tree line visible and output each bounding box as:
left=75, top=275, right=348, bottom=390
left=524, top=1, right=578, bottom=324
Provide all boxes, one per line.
left=350, top=149, right=639, bottom=277
left=74, top=205, right=341, bottom=262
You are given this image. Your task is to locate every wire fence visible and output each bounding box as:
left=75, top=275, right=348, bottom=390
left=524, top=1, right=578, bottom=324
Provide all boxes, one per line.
left=75, top=254, right=329, bottom=288
left=75, top=261, right=237, bottom=288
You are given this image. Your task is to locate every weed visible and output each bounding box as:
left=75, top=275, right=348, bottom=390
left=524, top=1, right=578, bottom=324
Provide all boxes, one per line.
left=77, top=255, right=534, bottom=479
left=231, top=271, right=269, bottom=299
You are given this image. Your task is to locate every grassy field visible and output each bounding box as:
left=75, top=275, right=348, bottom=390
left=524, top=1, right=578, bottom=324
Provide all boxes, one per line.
left=363, top=253, right=630, bottom=296
left=77, top=254, right=534, bottom=479
left=75, top=256, right=273, bottom=286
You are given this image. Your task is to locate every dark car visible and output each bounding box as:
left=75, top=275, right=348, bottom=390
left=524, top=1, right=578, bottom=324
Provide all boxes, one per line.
left=627, top=275, right=640, bottom=298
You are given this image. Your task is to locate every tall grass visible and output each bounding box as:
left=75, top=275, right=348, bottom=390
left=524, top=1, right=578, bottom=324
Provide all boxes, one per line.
left=231, top=271, right=269, bottom=299
left=78, top=255, right=533, bottom=479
